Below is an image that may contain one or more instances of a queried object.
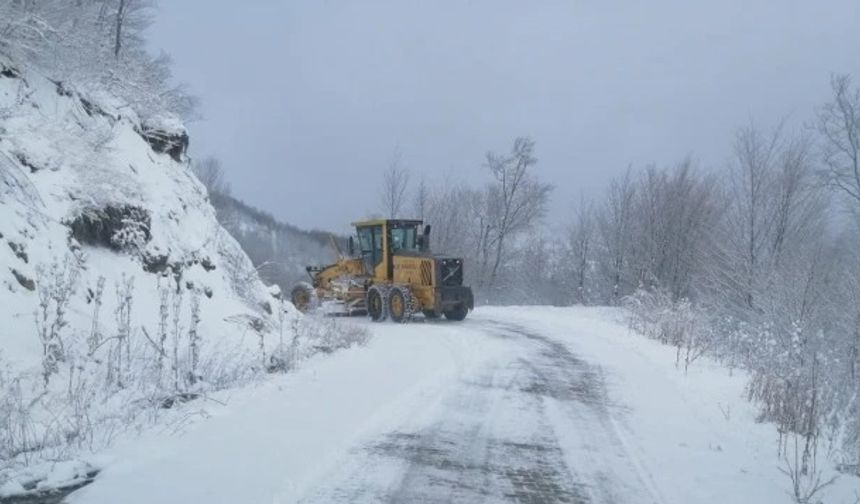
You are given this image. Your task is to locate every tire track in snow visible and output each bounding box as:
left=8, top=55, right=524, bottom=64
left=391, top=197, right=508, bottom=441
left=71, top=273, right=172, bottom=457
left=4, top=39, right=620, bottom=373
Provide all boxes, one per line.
left=298, top=320, right=663, bottom=503
left=491, top=321, right=668, bottom=504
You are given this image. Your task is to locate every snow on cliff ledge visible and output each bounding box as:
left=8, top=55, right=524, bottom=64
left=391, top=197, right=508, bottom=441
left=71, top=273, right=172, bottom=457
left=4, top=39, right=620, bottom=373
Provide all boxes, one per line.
left=0, top=57, right=281, bottom=369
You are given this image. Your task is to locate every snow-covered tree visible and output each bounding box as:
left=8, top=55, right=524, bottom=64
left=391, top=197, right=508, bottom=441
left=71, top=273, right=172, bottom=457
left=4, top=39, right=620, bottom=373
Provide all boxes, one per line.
left=0, top=0, right=196, bottom=121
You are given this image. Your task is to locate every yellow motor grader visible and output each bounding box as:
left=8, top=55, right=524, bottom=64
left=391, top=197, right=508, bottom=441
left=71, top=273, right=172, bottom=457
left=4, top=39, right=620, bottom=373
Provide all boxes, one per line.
left=290, top=219, right=474, bottom=322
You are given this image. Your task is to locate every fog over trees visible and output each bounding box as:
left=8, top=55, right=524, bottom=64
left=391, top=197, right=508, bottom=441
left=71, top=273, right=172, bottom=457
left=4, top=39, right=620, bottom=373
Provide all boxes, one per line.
left=177, top=34, right=860, bottom=500
left=338, top=76, right=860, bottom=494
left=192, top=157, right=339, bottom=293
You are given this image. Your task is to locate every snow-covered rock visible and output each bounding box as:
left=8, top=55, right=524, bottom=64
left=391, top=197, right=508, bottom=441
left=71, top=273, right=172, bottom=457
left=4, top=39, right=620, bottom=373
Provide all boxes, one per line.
left=0, top=54, right=284, bottom=372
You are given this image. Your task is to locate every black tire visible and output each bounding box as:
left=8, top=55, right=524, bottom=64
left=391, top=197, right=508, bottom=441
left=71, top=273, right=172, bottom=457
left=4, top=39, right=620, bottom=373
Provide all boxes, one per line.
left=443, top=303, right=468, bottom=321
left=367, top=285, right=387, bottom=322
left=388, top=286, right=414, bottom=323
left=423, top=310, right=440, bottom=319
left=290, top=282, right=318, bottom=313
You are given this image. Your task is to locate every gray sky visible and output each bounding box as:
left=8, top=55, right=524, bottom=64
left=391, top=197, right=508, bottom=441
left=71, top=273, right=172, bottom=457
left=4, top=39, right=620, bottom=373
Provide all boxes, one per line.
left=149, top=0, right=860, bottom=234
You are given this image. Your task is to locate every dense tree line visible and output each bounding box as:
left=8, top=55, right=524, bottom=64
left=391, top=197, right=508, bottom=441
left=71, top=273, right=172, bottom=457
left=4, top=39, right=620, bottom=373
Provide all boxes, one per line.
left=381, top=76, right=860, bottom=498
left=591, top=98, right=858, bottom=500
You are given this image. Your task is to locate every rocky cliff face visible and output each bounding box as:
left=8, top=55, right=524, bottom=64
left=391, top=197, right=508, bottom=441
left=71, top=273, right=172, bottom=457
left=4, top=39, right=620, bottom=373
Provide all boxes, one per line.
left=0, top=55, right=283, bottom=371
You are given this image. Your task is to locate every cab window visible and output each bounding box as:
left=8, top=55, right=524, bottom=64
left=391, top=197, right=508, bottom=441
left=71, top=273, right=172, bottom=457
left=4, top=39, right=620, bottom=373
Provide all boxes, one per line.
left=389, top=225, right=417, bottom=253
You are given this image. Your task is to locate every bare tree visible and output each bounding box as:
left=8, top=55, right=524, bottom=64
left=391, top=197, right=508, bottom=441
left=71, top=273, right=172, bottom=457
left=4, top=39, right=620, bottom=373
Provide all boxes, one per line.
left=413, top=177, right=429, bottom=221
left=818, top=74, right=860, bottom=210
left=113, top=0, right=127, bottom=58
left=480, top=137, right=552, bottom=293
left=596, top=168, right=636, bottom=304
left=712, top=123, right=827, bottom=318
left=34, top=257, right=80, bottom=386
left=423, top=181, right=481, bottom=264
left=726, top=122, right=782, bottom=311
left=770, top=134, right=826, bottom=266
left=567, top=196, right=595, bottom=305
left=380, top=150, right=410, bottom=218
left=109, top=0, right=154, bottom=59
left=626, top=159, right=721, bottom=301
left=193, top=156, right=231, bottom=196
left=514, top=230, right=559, bottom=305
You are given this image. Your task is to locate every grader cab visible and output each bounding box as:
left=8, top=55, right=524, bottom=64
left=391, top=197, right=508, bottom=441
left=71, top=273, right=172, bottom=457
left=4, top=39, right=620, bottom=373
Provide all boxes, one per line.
left=290, top=219, right=474, bottom=322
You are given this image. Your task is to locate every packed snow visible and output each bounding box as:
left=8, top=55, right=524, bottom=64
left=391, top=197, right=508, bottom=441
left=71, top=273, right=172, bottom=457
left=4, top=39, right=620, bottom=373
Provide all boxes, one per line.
left=58, top=307, right=860, bottom=504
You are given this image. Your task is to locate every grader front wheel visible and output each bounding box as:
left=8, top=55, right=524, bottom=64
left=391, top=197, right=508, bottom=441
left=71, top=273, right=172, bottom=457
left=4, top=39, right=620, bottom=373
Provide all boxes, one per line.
left=290, top=282, right=318, bottom=313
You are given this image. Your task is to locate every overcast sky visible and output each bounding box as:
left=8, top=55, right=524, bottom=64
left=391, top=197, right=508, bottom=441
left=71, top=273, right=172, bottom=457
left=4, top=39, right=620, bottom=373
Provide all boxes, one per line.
left=149, top=0, right=860, bottom=234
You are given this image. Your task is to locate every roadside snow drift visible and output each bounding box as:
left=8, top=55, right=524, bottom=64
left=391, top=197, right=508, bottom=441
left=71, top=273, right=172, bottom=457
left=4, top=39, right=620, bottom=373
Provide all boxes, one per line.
left=66, top=308, right=860, bottom=504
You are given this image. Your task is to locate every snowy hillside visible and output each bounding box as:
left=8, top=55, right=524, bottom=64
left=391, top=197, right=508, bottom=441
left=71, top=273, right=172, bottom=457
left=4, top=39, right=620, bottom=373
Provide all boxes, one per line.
left=209, top=191, right=339, bottom=292
left=0, top=55, right=283, bottom=369
left=0, top=54, right=324, bottom=495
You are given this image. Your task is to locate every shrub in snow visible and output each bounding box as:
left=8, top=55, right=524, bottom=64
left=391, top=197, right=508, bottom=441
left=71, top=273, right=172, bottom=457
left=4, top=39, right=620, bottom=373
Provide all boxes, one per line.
left=0, top=358, right=30, bottom=469
left=109, top=274, right=135, bottom=389
left=86, top=276, right=106, bottom=356
left=67, top=206, right=152, bottom=253
left=2, top=266, right=371, bottom=488
left=623, top=289, right=711, bottom=373
left=187, top=290, right=202, bottom=385
left=624, top=282, right=850, bottom=501
left=267, top=314, right=370, bottom=374
left=34, top=256, right=81, bottom=386
left=303, top=316, right=371, bottom=355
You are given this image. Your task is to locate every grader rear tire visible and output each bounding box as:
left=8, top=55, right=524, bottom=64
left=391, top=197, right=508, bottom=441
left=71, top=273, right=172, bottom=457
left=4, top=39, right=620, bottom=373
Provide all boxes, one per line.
left=443, top=303, right=468, bottom=321
left=388, top=286, right=415, bottom=323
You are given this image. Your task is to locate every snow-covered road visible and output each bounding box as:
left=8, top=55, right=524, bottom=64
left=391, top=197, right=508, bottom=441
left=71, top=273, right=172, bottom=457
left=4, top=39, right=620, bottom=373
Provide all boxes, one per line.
left=299, top=318, right=660, bottom=503
left=69, top=307, right=848, bottom=504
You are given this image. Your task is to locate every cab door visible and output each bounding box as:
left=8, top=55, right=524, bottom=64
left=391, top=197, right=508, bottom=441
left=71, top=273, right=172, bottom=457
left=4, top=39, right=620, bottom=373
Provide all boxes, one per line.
left=356, top=225, right=384, bottom=277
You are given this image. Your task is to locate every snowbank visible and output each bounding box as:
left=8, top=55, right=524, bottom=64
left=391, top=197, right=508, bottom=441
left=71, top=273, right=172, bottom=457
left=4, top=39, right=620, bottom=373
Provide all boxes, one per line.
left=0, top=57, right=281, bottom=370
left=53, top=308, right=860, bottom=503
left=476, top=306, right=860, bottom=504
left=0, top=56, right=298, bottom=490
